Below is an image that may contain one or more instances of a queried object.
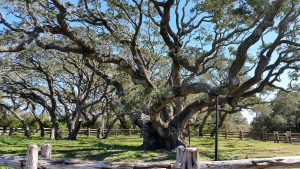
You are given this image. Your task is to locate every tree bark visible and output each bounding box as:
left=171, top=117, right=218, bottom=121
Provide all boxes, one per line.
left=141, top=120, right=184, bottom=150
left=102, top=117, right=119, bottom=139
left=67, top=120, right=82, bottom=140
left=210, top=112, right=227, bottom=137
left=38, top=121, right=45, bottom=138
left=198, top=111, right=211, bottom=136
left=52, top=121, right=62, bottom=140
left=22, top=122, right=31, bottom=138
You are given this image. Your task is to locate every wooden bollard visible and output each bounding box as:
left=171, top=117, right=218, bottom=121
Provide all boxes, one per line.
left=183, top=148, right=199, bottom=169
left=225, top=130, right=228, bottom=139
left=97, top=128, right=101, bottom=138
left=50, top=128, right=55, bottom=140
left=239, top=130, right=243, bottom=140
left=41, top=144, right=52, bottom=158
left=9, top=127, right=14, bottom=136
left=26, top=145, right=38, bottom=169
left=176, top=146, right=199, bottom=169
left=176, top=145, right=185, bottom=165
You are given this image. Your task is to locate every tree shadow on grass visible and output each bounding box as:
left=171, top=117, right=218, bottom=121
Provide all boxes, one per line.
left=48, top=142, right=143, bottom=161
left=94, top=142, right=141, bottom=151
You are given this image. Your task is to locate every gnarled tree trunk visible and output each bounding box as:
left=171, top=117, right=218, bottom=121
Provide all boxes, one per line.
left=141, top=121, right=184, bottom=150
left=67, top=120, right=82, bottom=140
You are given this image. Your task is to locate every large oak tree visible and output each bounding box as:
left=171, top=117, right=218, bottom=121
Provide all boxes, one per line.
left=1, top=0, right=300, bottom=150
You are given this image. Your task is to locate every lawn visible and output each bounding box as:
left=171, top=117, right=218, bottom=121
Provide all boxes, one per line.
left=0, top=135, right=300, bottom=163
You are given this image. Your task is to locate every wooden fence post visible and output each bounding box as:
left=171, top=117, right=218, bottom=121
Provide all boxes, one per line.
left=87, top=128, right=90, bottom=137
left=97, top=128, right=101, bottom=138
left=239, top=130, right=243, bottom=140
left=128, top=128, right=131, bottom=136
left=50, top=127, right=55, bottom=140
left=41, top=144, right=52, bottom=158
left=26, top=145, right=38, bottom=169
left=9, top=127, right=14, bottom=136
left=3, top=127, right=7, bottom=134
left=287, top=131, right=292, bottom=144
left=262, top=130, right=266, bottom=142
left=274, top=131, right=279, bottom=143
left=225, top=130, right=228, bottom=139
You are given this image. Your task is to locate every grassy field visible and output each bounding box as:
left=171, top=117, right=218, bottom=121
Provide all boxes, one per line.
left=0, top=135, right=300, bottom=163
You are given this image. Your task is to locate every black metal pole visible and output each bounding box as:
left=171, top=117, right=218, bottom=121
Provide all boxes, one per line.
left=188, top=120, right=191, bottom=147
left=215, top=96, right=219, bottom=161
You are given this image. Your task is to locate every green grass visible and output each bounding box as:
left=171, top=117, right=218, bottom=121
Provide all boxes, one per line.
left=0, top=166, right=15, bottom=169
left=0, top=135, right=300, bottom=163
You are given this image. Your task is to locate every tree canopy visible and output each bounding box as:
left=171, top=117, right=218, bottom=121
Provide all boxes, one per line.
left=1, top=0, right=300, bottom=149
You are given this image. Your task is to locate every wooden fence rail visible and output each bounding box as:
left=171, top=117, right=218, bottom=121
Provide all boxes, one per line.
left=1, top=127, right=300, bottom=143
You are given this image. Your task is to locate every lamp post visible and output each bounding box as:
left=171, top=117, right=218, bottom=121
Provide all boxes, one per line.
left=188, top=120, right=191, bottom=147
left=215, top=96, right=219, bottom=161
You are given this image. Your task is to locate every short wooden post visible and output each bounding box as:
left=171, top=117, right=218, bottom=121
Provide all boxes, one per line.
left=239, top=130, right=243, bottom=140
left=176, top=146, right=199, bottom=169
left=87, top=128, right=90, bottom=137
left=115, top=129, right=117, bottom=136
left=41, top=144, right=52, bottom=158
left=225, top=130, right=228, bottom=139
left=185, top=148, right=199, bottom=169
left=97, top=128, right=101, bottom=138
left=176, top=145, right=185, bottom=165
left=262, top=130, right=266, bottom=142
left=128, top=128, right=131, bottom=136
left=9, top=127, right=14, bottom=136
left=50, top=127, right=55, bottom=140
left=26, top=145, right=38, bottom=169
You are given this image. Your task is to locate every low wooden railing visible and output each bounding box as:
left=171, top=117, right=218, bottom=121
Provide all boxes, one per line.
left=1, top=127, right=300, bottom=143
left=0, top=127, right=142, bottom=137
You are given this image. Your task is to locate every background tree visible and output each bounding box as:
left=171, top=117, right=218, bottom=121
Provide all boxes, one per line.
left=0, top=50, right=62, bottom=139
left=251, top=91, right=300, bottom=135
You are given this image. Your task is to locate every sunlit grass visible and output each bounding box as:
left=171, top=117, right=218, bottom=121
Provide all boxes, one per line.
left=0, top=166, right=15, bottom=169
left=0, top=135, right=300, bottom=163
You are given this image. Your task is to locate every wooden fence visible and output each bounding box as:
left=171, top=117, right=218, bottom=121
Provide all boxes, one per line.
left=0, top=127, right=141, bottom=137
left=1, top=127, right=300, bottom=143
